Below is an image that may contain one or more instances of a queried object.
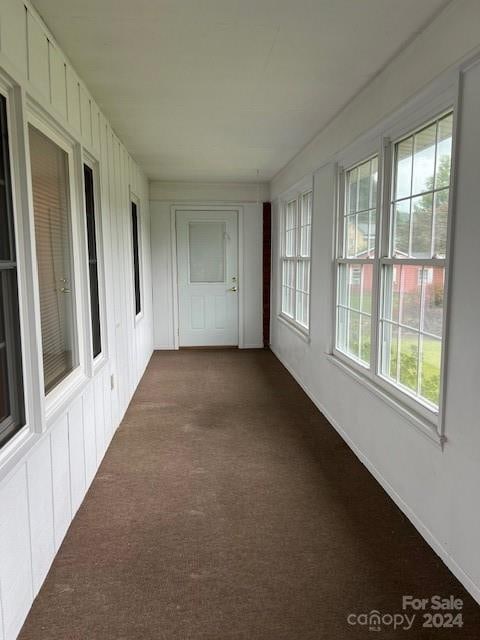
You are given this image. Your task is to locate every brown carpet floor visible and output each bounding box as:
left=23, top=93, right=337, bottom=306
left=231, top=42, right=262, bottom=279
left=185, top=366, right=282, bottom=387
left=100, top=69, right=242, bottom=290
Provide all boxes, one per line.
left=18, top=350, right=480, bottom=639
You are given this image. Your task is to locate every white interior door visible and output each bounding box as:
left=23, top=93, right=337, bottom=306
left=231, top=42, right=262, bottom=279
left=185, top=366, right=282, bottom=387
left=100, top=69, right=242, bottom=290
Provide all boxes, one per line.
left=176, top=210, right=239, bottom=346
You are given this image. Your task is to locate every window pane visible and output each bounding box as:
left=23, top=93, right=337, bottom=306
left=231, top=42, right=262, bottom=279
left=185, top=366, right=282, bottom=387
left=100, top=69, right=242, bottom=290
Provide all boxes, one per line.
left=345, top=215, right=356, bottom=258
left=296, top=291, right=309, bottom=328
left=347, top=167, right=358, bottom=213
left=30, top=125, right=76, bottom=394
left=356, top=211, right=369, bottom=256
left=336, top=262, right=372, bottom=365
left=301, top=191, right=312, bottom=226
left=338, top=263, right=373, bottom=314
left=412, top=124, right=436, bottom=195
left=360, top=315, right=371, bottom=365
left=435, top=114, right=453, bottom=189
left=296, top=260, right=310, bottom=328
left=84, top=165, right=101, bottom=358
left=300, top=191, right=312, bottom=258
left=347, top=310, right=360, bottom=359
left=433, top=189, right=449, bottom=258
left=400, top=265, right=422, bottom=330
left=393, top=200, right=410, bottom=256
left=337, top=306, right=347, bottom=353
left=281, top=259, right=295, bottom=317
left=0, top=184, right=11, bottom=261
left=398, top=328, right=419, bottom=393
left=411, top=193, right=433, bottom=258
left=360, top=263, right=373, bottom=314
left=296, top=260, right=310, bottom=295
left=422, top=267, right=444, bottom=338
left=357, top=161, right=371, bottom=211
left=132, top=202, right=142, bottom=314
left=0, top=280, right=9, bottom=422
left=300, top=224, right=311, bottom=258
left=420, top=335, right=442, bottom=406
left=189, top=221, right=224, bottom=283
left=285, top=229, right=296, bottom=257
left=381, top=322, right=399, bottom=380
left=286, top=200, right=297, bottom=229
left=345, top=158, right=377, bottom=259
left=383, top=264, right=422, bottom=329
left=370, top=157, right=378, bottom=209
left=395, top=137, right=413, bottom=200
left=368, top=209, right=376, bottom=257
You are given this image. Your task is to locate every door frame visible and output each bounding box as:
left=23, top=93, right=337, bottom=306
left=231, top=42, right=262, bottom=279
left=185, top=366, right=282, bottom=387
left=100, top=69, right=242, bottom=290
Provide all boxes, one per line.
left=170, top=204, right=245, bottom=350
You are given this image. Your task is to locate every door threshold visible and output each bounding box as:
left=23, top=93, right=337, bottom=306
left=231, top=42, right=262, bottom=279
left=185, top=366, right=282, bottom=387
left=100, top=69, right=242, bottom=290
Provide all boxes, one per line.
left=179, top=345, right=239, bottom=350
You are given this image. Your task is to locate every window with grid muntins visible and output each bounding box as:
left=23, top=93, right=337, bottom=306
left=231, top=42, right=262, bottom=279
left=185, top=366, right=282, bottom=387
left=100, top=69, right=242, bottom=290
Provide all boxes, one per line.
left=379, top=112, right=453, bottom=409
left=335, top=111, right=453, bottom=414
left=280, top=190, right=312, bottom=331
left=336, top=156, right=378, bottom=366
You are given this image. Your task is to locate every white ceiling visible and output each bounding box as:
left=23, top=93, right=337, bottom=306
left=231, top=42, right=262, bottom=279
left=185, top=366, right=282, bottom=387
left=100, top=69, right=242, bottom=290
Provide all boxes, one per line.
left=32, top=0, right=448, bottom=182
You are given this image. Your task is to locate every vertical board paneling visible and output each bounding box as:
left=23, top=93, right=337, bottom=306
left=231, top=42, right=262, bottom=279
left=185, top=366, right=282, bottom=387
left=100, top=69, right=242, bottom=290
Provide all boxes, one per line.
left=82, top=383, right=97, bottom=486
left=103, top=369, right=113, bottom=442
left=26, top=11, right=49, bottom=97
left=66, top=67, right=81, bottom=132
left=91, top=107, right=100, bottom=154
left=48, top=42, right=67, bottom=118
left=94, top=374, right=105, bottom=462
left=26, top=438, right=55, bottom=596
left=67, top=397, right=86, bottom=515
left=0, top=0, right=27, bottom=75
left=50, top=415, right=72, bottom=551
left=80, top=87, right=92, bottom=145
left=0, top=468, right=33, bottom=640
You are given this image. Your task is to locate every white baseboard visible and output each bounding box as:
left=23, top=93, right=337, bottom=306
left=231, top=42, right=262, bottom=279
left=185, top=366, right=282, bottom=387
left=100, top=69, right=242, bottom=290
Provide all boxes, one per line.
left=269, top=344, right=480, bottom=606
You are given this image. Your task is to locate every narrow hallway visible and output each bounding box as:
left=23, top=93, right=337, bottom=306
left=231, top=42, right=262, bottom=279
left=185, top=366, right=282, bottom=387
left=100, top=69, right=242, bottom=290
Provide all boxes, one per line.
left=18, top=351, right=480, bottom=639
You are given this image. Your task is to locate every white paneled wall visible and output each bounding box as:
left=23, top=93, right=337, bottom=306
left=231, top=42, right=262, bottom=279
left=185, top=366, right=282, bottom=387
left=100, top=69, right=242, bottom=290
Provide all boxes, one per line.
left=0, top=2, right=153, bottom=640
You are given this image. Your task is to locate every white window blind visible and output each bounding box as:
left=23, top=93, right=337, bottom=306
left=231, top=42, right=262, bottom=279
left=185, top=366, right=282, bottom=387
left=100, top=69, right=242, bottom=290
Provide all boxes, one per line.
left=29, top=125, right=78, bottom=393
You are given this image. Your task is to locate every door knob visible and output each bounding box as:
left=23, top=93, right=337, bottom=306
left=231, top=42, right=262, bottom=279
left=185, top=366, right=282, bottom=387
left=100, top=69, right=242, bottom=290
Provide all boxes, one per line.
left=228, top=286, right=238, bottom=292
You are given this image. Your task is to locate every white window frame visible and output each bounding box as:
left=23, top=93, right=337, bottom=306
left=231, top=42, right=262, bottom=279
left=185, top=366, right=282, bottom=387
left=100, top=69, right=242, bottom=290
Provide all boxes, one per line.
left=26, top=102, right=89, bottom=428
left=279, top=179, right=313, bottom=336
left=0, top=75, right=42, bottom=472
left=331, top=80, right=458, bottom=443
left=81, top=151, right=108, bottom=374
left=335, top=151, right=380, bottom=370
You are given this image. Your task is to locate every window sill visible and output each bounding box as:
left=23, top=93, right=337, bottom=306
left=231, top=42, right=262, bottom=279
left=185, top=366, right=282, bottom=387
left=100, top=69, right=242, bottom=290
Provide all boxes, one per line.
left=277, top=314, right=310, bottom=343
left=326, top=353, right=445, bottom=448
left=93, top=352, right=108, bottom=376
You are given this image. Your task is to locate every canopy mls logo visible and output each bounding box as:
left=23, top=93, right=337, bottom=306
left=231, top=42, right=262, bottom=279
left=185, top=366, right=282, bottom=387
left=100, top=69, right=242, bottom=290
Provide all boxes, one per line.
left=347, top=610, right=415, bottom=632
left=347, top=595, right=464, bottom=632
